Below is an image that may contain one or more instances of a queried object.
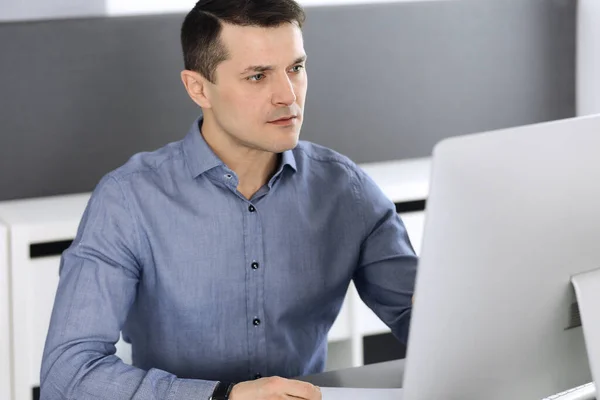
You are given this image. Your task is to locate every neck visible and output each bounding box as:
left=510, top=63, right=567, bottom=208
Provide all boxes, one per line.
left=201, top=115, right=279, bottom=199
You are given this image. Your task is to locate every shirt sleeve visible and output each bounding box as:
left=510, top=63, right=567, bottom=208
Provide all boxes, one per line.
left=40, top=174, right=218, bottom=400
left=351, top=168, right=418, bottom=345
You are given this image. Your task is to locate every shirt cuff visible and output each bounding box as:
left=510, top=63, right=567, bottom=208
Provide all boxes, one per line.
left=170, top=378, right=219, bottom=400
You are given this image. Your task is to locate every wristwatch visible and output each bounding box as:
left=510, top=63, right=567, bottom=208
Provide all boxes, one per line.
left=210, top=381, right=235, bottom=400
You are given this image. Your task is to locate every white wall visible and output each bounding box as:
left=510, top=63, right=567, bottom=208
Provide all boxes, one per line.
left=104, top=0, right=440, bottom=16
left=0, top=0, right=103, bottom=22
left=577, top=0, right=600, bottom=116
left=0, top=0, right=440, bottom=21
left=104, top=0, right=195, bottom=16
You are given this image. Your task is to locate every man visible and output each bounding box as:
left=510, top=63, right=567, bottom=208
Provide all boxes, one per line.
left=40, top=0, right=417, bottom=399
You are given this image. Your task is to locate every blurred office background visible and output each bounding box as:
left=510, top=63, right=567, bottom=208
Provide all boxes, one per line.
left=1, top=0, right=599, bottom=398
left=1, top=0, right=590, bottom=202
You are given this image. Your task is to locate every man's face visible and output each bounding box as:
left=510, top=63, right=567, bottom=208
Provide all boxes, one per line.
left=204, top=22, right=307, bottom=154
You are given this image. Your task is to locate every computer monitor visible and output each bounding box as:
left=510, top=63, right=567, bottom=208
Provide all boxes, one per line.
left=402, top=114, right=600, bottom=400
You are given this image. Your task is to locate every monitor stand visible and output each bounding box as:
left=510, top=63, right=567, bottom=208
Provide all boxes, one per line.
left=571, top=268, right=600, bottom=398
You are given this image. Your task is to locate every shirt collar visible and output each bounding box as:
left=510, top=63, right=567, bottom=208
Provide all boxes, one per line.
left=279, top=143, right=298, bottom=173
left=183, top=117, right=223, bottom=178
left=183, top=116, right=297, bottom=179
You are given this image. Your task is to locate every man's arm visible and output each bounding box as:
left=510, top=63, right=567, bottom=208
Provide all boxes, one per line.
left=351, top=169, right=418, bottom=345
left=40, top=175, right=217, bottom=400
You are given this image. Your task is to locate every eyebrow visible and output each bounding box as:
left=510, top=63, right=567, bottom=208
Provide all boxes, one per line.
left=240, top=55, right=307, bottom=75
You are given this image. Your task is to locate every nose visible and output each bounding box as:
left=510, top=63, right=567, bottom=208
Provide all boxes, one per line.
left=272, top=73, right=297, bottom=106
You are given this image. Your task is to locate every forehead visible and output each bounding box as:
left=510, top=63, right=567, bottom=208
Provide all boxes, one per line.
left=219, top=22, right=305, bottom=66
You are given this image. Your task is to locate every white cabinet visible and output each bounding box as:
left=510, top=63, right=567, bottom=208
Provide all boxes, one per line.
left=0, top=194, right=132, bottom=400
left=0, top=195, right=83, bottom=400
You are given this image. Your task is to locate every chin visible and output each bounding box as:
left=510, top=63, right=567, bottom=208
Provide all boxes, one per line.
left=269, top=137, right=299, bottom=153
left=266, top=128, right=301, bottom=153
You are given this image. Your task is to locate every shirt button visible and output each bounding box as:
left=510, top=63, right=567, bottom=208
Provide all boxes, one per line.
left=253, top=318, right=261, bottom=326
left=248, top=205, right=256, bottom=212
left=251, top=262, right=259, bottom=270
left=254, top=373, right=262, bottom=379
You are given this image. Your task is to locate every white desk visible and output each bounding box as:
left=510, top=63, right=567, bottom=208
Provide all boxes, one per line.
left=0, top=157, right=432, bottom=398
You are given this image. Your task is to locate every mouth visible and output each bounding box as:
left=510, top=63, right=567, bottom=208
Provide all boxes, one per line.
left=268, top=115, right=298, bottom=126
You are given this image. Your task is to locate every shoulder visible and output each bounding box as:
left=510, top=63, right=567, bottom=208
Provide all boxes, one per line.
left=293, top=140, right=374, bottom=186
left=106, top=139, right=184, bottom=183
left=294, top=140, right=362, bottom=177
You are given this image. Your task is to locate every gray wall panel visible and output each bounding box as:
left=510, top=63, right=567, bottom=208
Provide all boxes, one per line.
left=301, top=0, right=575, bottom=163
left=0, top=14, right=199, bottom=201
left=0, top=0, right=576, bottom=201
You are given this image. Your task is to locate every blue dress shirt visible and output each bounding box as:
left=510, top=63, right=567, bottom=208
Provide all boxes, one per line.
left=40, top=117, right=417, bottom=399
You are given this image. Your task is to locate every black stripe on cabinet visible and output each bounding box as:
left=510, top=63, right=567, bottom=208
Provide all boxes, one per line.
left=394, top=200, right=426, bottom=214
left=29, top=240, right=73, bottom=259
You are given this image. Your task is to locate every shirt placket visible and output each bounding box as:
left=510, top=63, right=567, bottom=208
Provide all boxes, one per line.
left=243, top=200, right=267, bottom=380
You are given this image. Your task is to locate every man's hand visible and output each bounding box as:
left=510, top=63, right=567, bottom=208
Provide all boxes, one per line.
left=229, top=376, right=321, bottom=400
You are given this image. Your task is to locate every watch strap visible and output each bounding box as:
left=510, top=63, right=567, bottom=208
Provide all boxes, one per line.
left=210, top=381, right=235, bottom=400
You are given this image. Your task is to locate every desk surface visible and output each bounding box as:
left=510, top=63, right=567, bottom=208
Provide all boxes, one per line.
left=298, top=359, right=405, bottom=388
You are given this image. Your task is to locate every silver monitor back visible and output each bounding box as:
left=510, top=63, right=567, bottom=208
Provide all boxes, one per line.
left=402, top=114, right=600, bottom=400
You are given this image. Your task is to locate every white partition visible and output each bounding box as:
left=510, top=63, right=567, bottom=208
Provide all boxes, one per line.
left=0, top=222, right=12, bottom=400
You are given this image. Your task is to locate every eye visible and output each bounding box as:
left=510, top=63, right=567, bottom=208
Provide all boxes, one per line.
left=248, top=73, right=266, bottom=82
left=290, top=65, right=305, bottom=73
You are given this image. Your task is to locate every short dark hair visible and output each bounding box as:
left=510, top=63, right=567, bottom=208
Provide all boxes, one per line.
left=181, top=0, right=306, bottom=83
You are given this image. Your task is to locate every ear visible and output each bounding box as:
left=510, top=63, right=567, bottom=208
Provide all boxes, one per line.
left=180, top=70, right=212, bottom=109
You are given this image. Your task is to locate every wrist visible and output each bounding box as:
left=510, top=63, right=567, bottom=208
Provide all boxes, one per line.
left=228, top=383, right=239, bottom=400
left=210, top=381, right=235, bottom=400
